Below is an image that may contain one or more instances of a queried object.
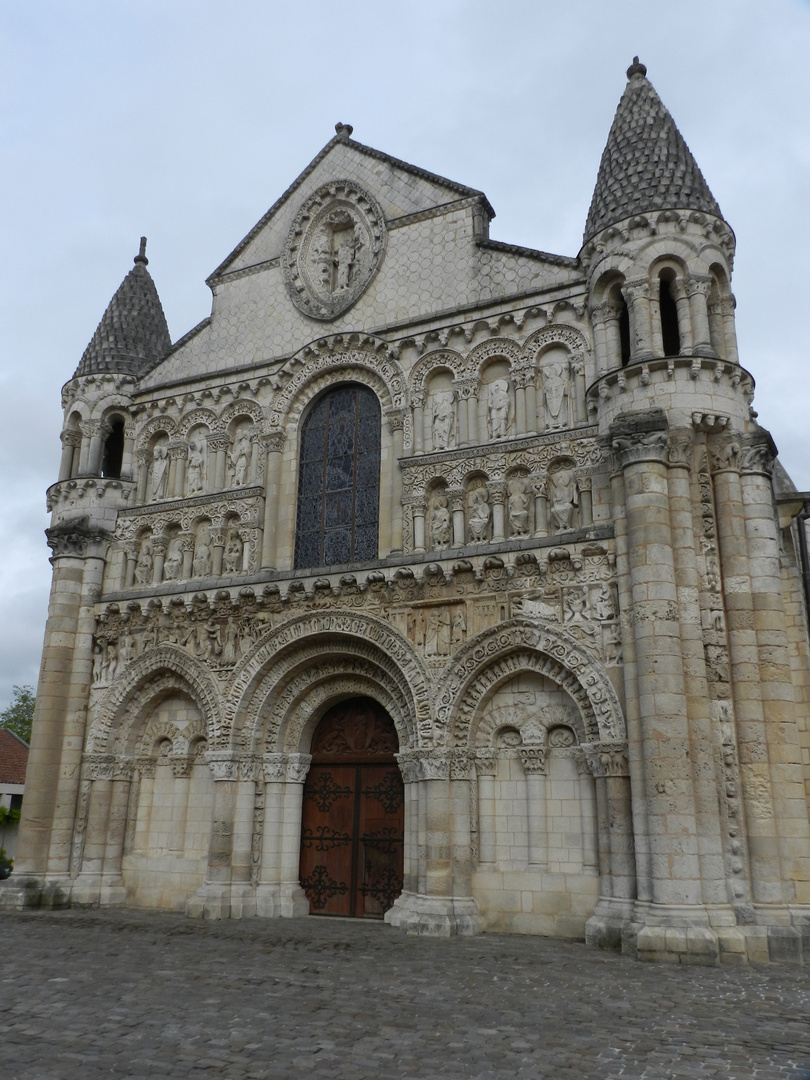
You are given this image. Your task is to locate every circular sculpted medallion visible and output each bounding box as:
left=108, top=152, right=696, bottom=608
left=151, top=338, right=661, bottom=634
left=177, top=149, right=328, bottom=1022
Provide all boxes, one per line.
left=283, top=180, right=387, bottom=320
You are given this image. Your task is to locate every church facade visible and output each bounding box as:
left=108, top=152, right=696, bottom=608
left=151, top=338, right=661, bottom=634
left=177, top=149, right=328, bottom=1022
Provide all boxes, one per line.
left=5, top=60, right=810, bottom=964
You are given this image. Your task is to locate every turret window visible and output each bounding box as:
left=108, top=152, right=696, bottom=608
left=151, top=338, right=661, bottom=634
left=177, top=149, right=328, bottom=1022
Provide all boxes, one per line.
left=659, top=277, right=681, bottom=357
left=294, top=384, right=381, bottom=569
left=102, top=419, right=125, bottom=479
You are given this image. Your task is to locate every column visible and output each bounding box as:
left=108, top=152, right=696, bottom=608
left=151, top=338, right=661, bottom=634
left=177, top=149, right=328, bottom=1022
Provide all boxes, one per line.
left=58, top=431, right=81, bottom=481
left=514, top=375, right=527, bottom=434
left=577, top=476, right=593, bottom=528
left=169, top=441, right=187, bottom=498
left=532, top=475, right=548, bottom=538
left=136, top=449, right=150, bottom=502
left=120, top=428, right=135, bottom=481
left=474, top=752, right=497, bottom=866
left=575, top=754, right=599, bottom=872
left=256, top=754, right=286, bottom=917
left=123, top=543, right=137, bottom=589
left=622, top=279, right=654, bottom=361
left=520, top=746, right=548, bottom=868
left=187, top=752, right=239, bottom=919
left=211, top=529, right=225, bottom=577
left=412, top=393, right=425, bottom=454
left=386, top=409, right=405, bottom=554
left=101, top=762, right=133, bottom=904
left=669, top=431, right=729, bottom=908
left=490, top=483, right=506, bottom=543
left=712, top=445, right=780, bottom=903
left=84, top=421, right=106, bottom=476
left=151, top=539, right=166, bottom=585
left=571, top=353, right=587, bottom=425
left=449, top=490, right=465, bottom=548
left=670, top=279, right=694, bottom=356
left=740, top=437, right=810, bottom=903
left=249, top=432, right=261, bottom=486
left=278, top=754, right=311, bottom=917
left=73, top=757, right=115, bottom=899
left=719, top=296, right=739, bottom=365
left=412, top=500, right=426, bottom=553
left=610, top=411, right=702, bottom=908
left=686, top=275, right=715, bottom=356
left=455, top=379, right=478, bottom=446
left=209, top=434, right=229, bottom=492
left=261, top=432, right=284, bottom=568
left=396, top=753, right=421, bottom=895
left=181, top=538, right=194, bottom=580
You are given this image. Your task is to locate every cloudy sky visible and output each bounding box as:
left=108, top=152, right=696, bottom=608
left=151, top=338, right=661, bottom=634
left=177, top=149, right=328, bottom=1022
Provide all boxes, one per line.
left=1, top=0, right=809, bottom=709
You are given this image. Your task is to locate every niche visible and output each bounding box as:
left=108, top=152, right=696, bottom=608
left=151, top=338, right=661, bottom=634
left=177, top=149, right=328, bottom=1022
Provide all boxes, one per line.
left=102, top=418, right=125, bottom=479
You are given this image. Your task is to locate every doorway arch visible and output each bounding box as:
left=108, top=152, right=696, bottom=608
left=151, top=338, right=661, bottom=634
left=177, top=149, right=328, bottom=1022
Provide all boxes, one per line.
left=299, top=697, right=403, bottom=918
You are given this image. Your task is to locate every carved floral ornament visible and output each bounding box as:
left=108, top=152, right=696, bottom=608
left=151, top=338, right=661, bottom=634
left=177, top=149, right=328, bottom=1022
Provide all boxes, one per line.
left=283, top=180, right=387, bottom=320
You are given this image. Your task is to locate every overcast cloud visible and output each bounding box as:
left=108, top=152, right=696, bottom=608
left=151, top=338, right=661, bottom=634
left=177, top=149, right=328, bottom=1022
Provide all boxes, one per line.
left=1, top=0, right=808, bottom=708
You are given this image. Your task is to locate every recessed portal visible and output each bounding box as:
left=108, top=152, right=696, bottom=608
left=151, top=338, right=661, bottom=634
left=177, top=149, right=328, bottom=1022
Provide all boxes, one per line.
left=299, top=697, right=403, bottom=919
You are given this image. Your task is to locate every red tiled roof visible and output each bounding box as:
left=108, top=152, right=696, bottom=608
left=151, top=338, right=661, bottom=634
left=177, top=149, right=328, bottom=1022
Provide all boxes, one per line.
left=0, top=728, right=29, bottom=785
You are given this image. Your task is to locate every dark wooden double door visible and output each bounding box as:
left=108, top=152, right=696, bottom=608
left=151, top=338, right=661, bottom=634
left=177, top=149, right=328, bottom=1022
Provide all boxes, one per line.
left=299, top=698, right=403, bottom=919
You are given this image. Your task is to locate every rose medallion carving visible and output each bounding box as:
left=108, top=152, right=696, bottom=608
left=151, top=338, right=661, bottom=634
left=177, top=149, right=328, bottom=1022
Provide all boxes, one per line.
left=283, top=180, right=386, bottom=320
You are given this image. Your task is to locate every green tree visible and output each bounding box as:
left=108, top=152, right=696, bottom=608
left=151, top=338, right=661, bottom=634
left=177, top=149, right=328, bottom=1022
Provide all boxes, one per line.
left=0, top=684, right=35, bottom=744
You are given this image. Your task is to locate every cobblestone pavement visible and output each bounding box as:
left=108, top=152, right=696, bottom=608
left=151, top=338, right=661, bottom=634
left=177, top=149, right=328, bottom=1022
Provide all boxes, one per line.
left=2, top=909, right=810, bottom=1080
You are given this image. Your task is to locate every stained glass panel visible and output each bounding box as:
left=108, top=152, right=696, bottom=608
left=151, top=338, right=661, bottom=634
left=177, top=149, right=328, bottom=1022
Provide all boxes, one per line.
left=294, top=384, right=381, bottom=569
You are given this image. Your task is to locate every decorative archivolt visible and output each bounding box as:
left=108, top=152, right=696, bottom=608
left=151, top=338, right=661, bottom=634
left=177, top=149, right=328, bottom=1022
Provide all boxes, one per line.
left=219, top=398, right=265, bottom=430
left=136, top=415, right=178, bottom=449
left=522, top=324, right=589, bottom=363
left=270, top=343, right=407, bottom=428
left=134, top=709, right=207, bottom=759
left=87, top=645, right=222, bottom=753
left=89, top=392, right=138, bottom=424
left=475, top=702, right=583, bottom=749
left=409, top=349, right=467, bottom=397
left=433, top=618, right=625, bottom=748
left=223, top=611, right=432, bottom=747
left=468, top=337, right=522, bottom=374
left=177, top=407, right=219, bottom=437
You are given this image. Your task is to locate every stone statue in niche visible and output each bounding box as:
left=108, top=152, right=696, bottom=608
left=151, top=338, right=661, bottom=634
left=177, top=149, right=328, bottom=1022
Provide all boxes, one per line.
left=468, top=486, right=491, bottom=543
left=135, top=538, right=153, bottom=585
left=604, top=623, right=623, bottom=666
left=163, top=538, right=183, bottom=582
left=507, top=476, right=530, bottom=537
left=487, top=379, right=512, bottom=440
left=119, top=628, right=136, bottom=664
left=424, top=606, right=453, bottom=657
left=230, top=426, right=252, bottom=488
left=187, top=436, right=206, bottom=495
left=548, top=466, right=577, bottom=531
left=150, top=444, right=169, bottom=500
left=542, top=359, right=570, bottom=431
left=593, top=583, right=616, bottom=621
left=223, top=528, right=244, bottom=574
left=192, top=524, right=213, bottom=577
left=424, top=607, right=440, bottom=656
left=222, top=619, right=239, bottom=665
left=309, top=210, right=364, bottom=294
left=430, top=493, right=452, bottom=549
left=431, top=391, right=456, bottom=451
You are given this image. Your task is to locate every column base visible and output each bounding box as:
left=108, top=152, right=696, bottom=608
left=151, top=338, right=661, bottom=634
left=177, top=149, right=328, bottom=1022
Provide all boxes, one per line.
left=584, top=895, right=636, bottom=951
left=185, top=881, right=259, bottom=920
left=0, top=874, right=72, bottom=910
left=384, top=890, right=483, bottom=936
left=255, top=882, right=310, bottom=919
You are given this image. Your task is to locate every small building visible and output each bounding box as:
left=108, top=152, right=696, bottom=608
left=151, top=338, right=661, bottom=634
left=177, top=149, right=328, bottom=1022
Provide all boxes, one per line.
left=0, top=728, right=29, bottom=863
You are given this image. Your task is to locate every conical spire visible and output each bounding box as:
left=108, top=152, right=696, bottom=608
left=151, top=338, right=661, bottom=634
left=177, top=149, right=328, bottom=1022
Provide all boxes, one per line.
left=583, top=59, right=723, bottom=244
left=73, top=238, right=172, bottom=378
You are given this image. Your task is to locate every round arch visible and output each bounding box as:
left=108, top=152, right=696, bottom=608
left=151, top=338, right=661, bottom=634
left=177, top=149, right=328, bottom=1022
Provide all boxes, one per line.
left=433, top=618, right=626, bottom=748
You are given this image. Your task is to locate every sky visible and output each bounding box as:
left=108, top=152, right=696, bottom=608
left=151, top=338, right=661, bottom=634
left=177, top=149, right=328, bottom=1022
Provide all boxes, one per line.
left=1, top=0, right=809, bottom=709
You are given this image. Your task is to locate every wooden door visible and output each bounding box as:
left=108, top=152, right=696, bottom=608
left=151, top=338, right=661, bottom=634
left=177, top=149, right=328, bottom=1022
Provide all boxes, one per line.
left=299, top=698, right=403, bottom=918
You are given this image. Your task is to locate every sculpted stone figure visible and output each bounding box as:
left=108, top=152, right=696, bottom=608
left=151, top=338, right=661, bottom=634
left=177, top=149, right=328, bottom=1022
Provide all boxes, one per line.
left=223, top=529, right=244, bottom=574
left=150, top=444, right=169, bottom=500
left=187, top=436, right=205, bottom=495
left=593, top=583, right=616, bottom=621
left=193, top=525, right=212, bottom=577
left=163, top=538, right=183, bottom=581
left=135, top=538, right=153, bottom=585
left=451, top=606, right=467, bottom=647
left=431, top=391, right=456, bottom=451
left=230, top=427, right=251, bottom=487
left=468, top=487, right=491, bottom=543
left=487, top=379, right=511, bottom=440
left=507, top=476, right=530, bottom=537
left=548, top=467, right=577, bottom=531
left=430, top=494, right=452, bottom=549
left=542, top=360, right=570, bottom=430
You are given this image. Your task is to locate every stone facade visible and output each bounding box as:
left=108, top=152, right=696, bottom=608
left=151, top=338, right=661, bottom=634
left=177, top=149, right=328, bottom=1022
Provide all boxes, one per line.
left=4, top=61, right=810, bottom=964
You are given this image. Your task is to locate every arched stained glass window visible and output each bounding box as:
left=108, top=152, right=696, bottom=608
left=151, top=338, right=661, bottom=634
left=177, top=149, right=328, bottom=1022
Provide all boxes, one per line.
left=295, top=384, right=381, bottom=569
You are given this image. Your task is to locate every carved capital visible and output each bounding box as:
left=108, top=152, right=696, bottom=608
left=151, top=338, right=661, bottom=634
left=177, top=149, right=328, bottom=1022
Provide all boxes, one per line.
left=453, top=377, right=479, bottom=401
left=205, top=751, right=240, bottom=781
left=511, top=365, right=536, bottom=389
left=609, top=409, right=669, bottom=468
left=519, top=746, right=547, bottom=775
left=739, top=433, right=777, bottom=477
left=708, top=436, right=741, bottom=474
left=576, top=475, right=592, bottom=493
left=285, top=753, right=312, bottom=784
left=411, top=391, right=426, bottom=410
left=84, top=753, right=116, bottom=781
left=46, top=521, right=110, bottom=560
left=263, top=753, right=288, bottom=782
left=488, top=482, right=506, bottom=506
left=667, top=430, right=694, bottom=469
left=208, top=433, right=230, bottom=453
left=264, top=431, right=285, bottom=454
left=685, top=273, right=712, bottom=298
left=622, top=278, right=651, bottom=303
left=473, top=750, right=498, bottom=777
left=415, top=750, right=452, bottom=781
left=61, top=429, right=83, bottom=449
left=168, top=440, right=188, bottom=460
left=449, top=749, right=473, bottom=780
left=136, top=756, right=156, bottom=779
left=81, top=419, right=107, bottom=440
left=384, top=407, right=405, bottom=433
left=395, top=751, right=422, bottom=785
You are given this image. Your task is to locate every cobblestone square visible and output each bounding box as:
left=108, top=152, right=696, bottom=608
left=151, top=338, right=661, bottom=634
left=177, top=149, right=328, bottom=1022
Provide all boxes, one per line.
left=2, top=909, right=810, bottom=1079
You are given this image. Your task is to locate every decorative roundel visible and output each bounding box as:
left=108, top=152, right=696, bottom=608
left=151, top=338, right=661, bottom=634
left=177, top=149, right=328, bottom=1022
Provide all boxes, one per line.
left=282, top=180, right=387, bottom=321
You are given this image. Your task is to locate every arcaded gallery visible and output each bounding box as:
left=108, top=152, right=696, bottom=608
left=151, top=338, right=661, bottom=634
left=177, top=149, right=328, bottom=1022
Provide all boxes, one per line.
left=5, top=60, right=810, bottom=965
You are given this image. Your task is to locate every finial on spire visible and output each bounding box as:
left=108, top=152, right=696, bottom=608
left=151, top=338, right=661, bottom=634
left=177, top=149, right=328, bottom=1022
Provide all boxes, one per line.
left=134, top=237, right=148, bottom=266
left=626, top=56, right=647, bottom=80
left=334, top=122, right=354, bottom=140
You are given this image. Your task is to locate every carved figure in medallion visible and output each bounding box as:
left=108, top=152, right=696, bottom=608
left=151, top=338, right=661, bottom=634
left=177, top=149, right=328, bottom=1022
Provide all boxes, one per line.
left=430, top=494, right=452, bottom=549
left=230, top=427, right=251, bottom=488
left=468, top=487, right=491, bottom=543
left=223, top=529, right=244, bottom=574
left=487, top=379, right=511, bottom=440
left=431, top=391, right=456, bottom=451
left=187, top=436, right=206, bottom=495
left=548, top=467, right=577, bottom=531
left=150, top=444, right=169, bottom=500
left=507, top=476, right=530, bottom=537
left=135, top=538, right=153, bottom=586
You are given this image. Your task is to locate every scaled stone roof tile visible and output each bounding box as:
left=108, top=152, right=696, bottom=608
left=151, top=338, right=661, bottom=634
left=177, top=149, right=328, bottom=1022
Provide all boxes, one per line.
left=583, top=59, right=722, bottom=243
left=74, top=248, right=172, bottom=379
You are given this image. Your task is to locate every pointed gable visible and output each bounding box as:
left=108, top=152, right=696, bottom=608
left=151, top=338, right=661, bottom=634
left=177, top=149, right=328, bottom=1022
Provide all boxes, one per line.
left=209, top=125, right=495, bottom=282
left=74, top=241, right=172, bottom=379
left=584, top=58, right=723, bottom=244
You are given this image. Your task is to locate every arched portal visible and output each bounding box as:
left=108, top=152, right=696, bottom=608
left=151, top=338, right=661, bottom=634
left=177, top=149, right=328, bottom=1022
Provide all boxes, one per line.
left=299, top=697, right=403, bottom=919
